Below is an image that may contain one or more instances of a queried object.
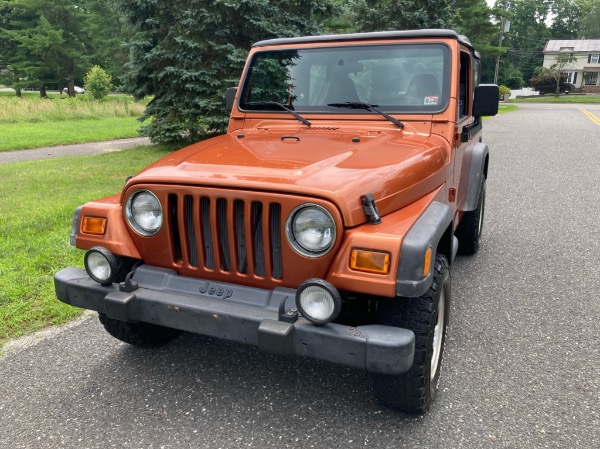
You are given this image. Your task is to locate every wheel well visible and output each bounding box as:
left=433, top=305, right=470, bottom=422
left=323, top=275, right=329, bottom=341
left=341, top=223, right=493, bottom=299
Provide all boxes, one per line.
left=438, top=222, right=454, bottom=266
left=483, top=153, right=489, bottom=179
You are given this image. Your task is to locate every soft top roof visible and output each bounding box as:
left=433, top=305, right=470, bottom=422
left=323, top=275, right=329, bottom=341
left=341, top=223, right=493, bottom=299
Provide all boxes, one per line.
left=253, top=29, right=474, bottom=51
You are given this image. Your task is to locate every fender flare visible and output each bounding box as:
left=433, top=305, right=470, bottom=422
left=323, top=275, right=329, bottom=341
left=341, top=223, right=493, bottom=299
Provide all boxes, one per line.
left=462, top=142, right=489, bottom=212
left=396, top=201, right=454, bottom=298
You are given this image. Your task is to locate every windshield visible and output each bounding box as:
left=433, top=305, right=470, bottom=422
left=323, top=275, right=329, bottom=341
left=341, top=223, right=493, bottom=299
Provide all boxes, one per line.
left=239, top=43, right=450, bottom=114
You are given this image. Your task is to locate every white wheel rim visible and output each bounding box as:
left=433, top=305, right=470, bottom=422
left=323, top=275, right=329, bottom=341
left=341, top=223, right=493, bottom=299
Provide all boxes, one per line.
left=431, top=289, right=446, bottom=380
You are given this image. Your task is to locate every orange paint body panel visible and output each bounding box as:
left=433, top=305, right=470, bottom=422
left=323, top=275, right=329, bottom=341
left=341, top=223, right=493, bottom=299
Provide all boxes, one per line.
left=69, top=30, right=496, bottom=298
left=75, top=195, right=141, bottom=259
left=56, top=29, right=498, bottom=412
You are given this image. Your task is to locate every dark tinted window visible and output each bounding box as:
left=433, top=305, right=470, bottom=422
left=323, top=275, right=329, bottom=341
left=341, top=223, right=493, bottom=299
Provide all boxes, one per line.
left=240, top=44, right=450, bottom=113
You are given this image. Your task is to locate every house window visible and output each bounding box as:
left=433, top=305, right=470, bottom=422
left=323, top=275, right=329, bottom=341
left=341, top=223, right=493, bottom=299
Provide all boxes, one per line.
left=566, top=72, right=577, bottom=84
left=589, top=54, right=600, bottom=64
left=584, top=72, right=599, bottom=85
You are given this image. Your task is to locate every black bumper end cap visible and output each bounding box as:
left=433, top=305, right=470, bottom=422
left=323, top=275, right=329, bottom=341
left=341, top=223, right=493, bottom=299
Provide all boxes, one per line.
left=104, top=291, right=139, bottom=323
left=258, top=319, right=295, bottom=355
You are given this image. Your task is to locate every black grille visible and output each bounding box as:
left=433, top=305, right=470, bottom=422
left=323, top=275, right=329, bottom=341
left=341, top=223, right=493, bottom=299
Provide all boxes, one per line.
left=169, top=194, right=283, bottom=279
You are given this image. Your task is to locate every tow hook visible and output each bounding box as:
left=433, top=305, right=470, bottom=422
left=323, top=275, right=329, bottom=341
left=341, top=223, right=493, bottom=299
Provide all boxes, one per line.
left=119, top=271, right=139, bottom=293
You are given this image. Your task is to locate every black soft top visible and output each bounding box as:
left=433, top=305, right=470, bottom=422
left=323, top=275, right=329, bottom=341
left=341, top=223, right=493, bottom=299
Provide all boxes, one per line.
left=253, top=29, right=474, bottom=52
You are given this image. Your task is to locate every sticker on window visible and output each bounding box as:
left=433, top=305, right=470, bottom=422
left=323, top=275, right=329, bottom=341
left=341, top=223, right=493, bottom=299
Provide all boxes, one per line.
left=424, top=96, right=439, bottom=105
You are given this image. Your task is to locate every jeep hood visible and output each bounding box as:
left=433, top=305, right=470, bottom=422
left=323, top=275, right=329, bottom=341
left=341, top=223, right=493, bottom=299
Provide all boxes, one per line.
left=129, top=128, right=449, bottom=226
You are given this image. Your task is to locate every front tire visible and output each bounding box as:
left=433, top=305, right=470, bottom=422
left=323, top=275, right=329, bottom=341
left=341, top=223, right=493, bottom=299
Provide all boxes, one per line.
left=456, top=177, right=486, bottom=255
left=98, top=313, right=181, bottom=348
left=371, top=254, right=450, bottom=414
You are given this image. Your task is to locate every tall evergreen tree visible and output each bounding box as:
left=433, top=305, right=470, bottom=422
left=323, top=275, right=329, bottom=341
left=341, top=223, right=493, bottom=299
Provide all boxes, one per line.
left=453, top=0, right=502, bottom=57
left=119, top=0, right=335, bottom=143
left=82, top=0, right=132, bottom=87
left=0, top=0, right=88, bottom=96
left=346, top=0, right=455, bottom=32
left=0, top=2, right=22, bottom=95
left=0, top=0, right=130, bottom=96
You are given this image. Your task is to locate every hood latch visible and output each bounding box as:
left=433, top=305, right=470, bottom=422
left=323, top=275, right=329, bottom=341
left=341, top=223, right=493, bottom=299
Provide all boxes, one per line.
left=361, top=193, right=382, bottom=225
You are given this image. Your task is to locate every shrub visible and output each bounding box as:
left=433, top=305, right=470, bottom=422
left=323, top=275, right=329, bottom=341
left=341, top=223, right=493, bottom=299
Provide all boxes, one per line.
left=84, top=66, right=112, bottom=100
left=498, top=85, right=511, bottom=100
left=529, top=69, right=574, bottom=95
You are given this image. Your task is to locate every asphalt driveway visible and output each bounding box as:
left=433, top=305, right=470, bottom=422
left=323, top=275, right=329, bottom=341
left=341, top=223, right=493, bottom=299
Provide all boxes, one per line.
left=1, top=103, right=599, bottom=449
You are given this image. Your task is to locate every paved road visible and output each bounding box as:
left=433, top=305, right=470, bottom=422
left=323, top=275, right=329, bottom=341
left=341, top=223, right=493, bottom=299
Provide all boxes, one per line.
left=1, top=104, right=600, bottom=449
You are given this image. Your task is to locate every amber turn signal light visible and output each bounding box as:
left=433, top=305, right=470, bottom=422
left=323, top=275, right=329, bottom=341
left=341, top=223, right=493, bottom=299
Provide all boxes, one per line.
left=423, top=247, right=432, bottom=277
left=82, top=216, right=107, bottom=235
left=350, top=249, right=391, bottom=275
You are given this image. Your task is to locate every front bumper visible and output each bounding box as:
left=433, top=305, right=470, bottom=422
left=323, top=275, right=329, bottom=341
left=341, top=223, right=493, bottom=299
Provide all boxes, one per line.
left=55, top=265, right=415, bottom=375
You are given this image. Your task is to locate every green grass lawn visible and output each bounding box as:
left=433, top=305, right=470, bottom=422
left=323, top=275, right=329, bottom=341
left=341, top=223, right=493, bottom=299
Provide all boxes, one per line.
left=497, top=104, right=519, bottom=114
left=0, top=93, right=147, bottom=151
left=482, top=104, right=518, bottom=121
left=510, top=95, right=600, bottom=104
left=0, top=145, right=178, bottom=349
left=0, top=117, right=144, bottom=151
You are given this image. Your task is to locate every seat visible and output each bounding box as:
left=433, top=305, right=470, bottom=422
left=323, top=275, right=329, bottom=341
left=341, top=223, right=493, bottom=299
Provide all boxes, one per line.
left=325, top=74, right=360, bottom=104
left=404, top=74, right=441, bottom=104
left=370, top=64, right=402, bottom=105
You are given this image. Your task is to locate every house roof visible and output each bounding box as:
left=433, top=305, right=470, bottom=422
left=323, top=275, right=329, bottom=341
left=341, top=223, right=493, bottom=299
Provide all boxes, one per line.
left=544, top=39, right=600, bottom=53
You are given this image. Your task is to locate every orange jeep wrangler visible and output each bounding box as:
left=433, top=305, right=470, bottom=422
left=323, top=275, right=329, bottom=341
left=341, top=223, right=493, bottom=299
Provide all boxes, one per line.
left=55, top=29, right=498, bottom=414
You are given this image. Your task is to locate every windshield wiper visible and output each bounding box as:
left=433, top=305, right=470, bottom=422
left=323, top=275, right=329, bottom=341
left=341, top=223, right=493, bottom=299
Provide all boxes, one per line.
left=327, top=102, right=404, bottom=129
left=246, top=101, right=311, bottom=126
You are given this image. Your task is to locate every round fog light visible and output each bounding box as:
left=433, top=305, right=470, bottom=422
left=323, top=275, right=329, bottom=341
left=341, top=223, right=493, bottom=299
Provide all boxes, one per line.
left=84, top=246, right=117, bottom=285
left=296, top=279, right=341, bottom=325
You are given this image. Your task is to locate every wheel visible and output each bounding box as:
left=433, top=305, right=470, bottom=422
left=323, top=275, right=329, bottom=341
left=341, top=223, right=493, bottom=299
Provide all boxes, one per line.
left=98, top=313, right=182, bottom=348
left=456, top=177, right=486, bottom=255
left=371, top=254, right=450, bottom=414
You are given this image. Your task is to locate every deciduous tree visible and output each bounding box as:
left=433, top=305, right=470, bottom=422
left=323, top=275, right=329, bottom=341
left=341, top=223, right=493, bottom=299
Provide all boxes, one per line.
left=577, top=0, right=600, bottom=38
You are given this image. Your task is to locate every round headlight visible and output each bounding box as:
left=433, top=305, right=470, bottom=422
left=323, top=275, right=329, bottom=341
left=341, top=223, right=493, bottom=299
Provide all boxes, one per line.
left=296, top=279, right=341, bottom=325
left=286, top=204, right=335, bottom=257
left=126, top=190, right=163, bottom=236
left=84, top=246, right=117, bottom=285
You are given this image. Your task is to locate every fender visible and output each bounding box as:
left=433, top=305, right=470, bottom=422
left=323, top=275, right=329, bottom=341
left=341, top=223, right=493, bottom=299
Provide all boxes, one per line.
left=71, top=196, right=142, bottom=259
left=461, top=142, right=489, bottom=212
left=396, top=201, right=454, bottom=298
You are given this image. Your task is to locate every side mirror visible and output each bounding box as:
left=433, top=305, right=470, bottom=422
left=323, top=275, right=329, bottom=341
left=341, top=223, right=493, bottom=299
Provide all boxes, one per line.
left=473, top=84, right=499, bottom=117
left=226, top=87, right=238, bottom=111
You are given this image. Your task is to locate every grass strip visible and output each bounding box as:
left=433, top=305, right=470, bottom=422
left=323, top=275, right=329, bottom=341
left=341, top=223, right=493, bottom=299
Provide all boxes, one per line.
left=0, top=145, right=178, bottom=349
left=0, top=117, right=144, bottom=151
left=0, top=95, right=146, bottom=124
left=482, top=104, right=518, bottom=121
left=497, top=104, right=519, bottom=115
left=510, top=95, right=600, bottom=104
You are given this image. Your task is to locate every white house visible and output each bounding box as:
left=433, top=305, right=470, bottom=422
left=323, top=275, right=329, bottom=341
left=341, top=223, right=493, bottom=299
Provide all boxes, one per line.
left=543, top=39, right=600, bottom=93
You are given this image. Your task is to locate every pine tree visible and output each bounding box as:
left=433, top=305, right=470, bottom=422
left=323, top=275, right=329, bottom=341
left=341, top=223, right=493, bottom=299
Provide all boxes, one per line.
left=0, top=0, right=130, bottom=96
left=0, top=0, right=88, bottom=96
left=346, top=0, right=455, bottom=32
left=119, top=0, right=335, bottom=143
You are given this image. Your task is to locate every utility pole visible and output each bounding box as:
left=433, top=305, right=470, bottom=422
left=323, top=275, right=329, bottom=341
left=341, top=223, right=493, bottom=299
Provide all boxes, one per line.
left=494, top=0, right=510, bottom=85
